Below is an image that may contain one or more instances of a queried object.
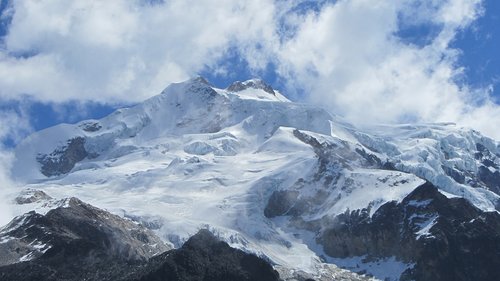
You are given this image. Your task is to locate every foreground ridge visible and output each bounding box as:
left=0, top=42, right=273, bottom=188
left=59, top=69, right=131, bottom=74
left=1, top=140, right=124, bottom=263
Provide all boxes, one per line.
left=0, top=197, right=281, bottom=281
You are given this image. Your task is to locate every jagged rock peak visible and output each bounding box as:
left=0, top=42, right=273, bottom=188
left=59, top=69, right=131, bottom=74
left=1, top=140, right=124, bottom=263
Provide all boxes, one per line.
left=158, top=76, right=214, bottom=96
left=226, top=78, right=276, bottom=95
left=189, top=76, right=212, bottom=86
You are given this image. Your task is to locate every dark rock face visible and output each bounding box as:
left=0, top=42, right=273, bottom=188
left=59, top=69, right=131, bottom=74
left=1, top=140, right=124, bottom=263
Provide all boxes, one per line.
left=36, top=137, right=88, bottom=177
left=355, top=148, right=396, bottom=171
left=80, top=122, right=102, bottom=132
left=186, top=82, right=218, bottom=100
left=191, top=76, right=212, bottom=86
left=0, top=201, right=281, bottom=281
left=477, top=165, right=500, bottom=194
left=264, top=190, right=300, bottom=218
left=0, top=197, right=169, bottom=280
left=126, top=229, right=281, bottom=281
left=227, top=79, right=276, bottom=95
left=473, top=142, right=500, bottom=195
left=441, top=165, right=466, bottom=184
left=319, top=182, right=500, bottom=281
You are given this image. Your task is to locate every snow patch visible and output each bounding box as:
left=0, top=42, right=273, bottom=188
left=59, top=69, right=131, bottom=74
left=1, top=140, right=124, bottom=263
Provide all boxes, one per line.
left=0, top=236, right=13, bottom=244
left=407, top=199, right=432, bottom=207
left=19, top=252, right=35, bottom=262
left=330, top=256, right=414, bottom=281
left=415, top=215, right=438, bottom=239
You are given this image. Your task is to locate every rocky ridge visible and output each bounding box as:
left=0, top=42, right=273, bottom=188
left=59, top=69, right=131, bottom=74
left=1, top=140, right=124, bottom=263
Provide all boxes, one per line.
left=0, top=196, right=284, bottom=281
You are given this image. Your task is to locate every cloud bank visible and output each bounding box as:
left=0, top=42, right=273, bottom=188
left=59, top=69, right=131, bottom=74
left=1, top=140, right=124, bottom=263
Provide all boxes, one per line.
left=0, top=148, right=15, bottom=226
left=0, top=0, right=499, bottom=139
left=0, top=0, right=278, bottom=103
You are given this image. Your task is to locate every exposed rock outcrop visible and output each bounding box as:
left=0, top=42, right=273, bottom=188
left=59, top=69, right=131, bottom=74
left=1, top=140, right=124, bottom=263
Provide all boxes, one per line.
left=80, top=122, right=102, bottom=132
left=0, top=199, right=282, bottom=281
left=318, top=182, right=500, bottom=281
left=14, top=189, right=52, bottom=204
left=125, top=229, right=280, bottom=281
left=227, top=79, right=276, bottom=95
left=0, top=197, right=168, bottom=268
left=36, top=137, right=88, bottom=177
left=264, top=189, right=302, bottom=218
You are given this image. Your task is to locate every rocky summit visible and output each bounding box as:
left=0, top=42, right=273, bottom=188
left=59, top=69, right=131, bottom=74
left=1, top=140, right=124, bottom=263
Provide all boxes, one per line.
left=2, top=77, right=500, bottom=281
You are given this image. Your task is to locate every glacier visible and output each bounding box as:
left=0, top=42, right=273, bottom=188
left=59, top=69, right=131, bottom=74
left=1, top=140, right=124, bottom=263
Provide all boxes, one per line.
left=3, top=77, right=500, bottom=280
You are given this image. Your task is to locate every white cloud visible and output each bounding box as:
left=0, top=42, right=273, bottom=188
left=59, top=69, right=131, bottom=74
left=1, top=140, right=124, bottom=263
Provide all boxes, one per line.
left=0, top=0, right=278, bottom=103
left=0, top=105, right=32, bottom=144
left=0, top=109, right=30, bottom=226
left=0, top=148, right=15, bottom=227
left=0, top=0, right=499, bottom=139
left=274, top=0, right=500, bottom=139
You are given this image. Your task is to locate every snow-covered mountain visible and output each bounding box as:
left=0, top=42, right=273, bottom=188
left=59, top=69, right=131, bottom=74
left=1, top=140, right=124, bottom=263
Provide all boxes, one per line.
left=3, top=77, right=500, bottom=281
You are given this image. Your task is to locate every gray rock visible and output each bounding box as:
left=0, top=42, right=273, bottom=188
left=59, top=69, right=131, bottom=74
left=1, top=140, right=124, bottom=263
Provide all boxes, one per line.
left=14, top=189, right=52, bottom=205
left=0, top=219, right=282, bottom=281
left=264, top=190, right=300, bottom=218
left=227, top=79, right=276, bottom=95
left=0, top=197, right=170, bottom=268
left=80, top=122, right=102, bottom=132
left=36, top=137, right=88, bottom=177
left=318, top=182, right=500, bottom=281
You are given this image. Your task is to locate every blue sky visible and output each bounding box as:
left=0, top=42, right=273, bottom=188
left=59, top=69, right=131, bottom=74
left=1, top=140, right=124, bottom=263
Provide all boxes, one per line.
left=452, top=0, right=500, bottom=103
left=0, top=0, right=499, bottom=144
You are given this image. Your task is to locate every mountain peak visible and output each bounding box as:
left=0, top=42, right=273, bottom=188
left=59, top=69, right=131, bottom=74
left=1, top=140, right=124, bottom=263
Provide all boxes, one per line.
left=188, top=76, right=212, bottom=86
left=226, top=78, right=276, bottom=95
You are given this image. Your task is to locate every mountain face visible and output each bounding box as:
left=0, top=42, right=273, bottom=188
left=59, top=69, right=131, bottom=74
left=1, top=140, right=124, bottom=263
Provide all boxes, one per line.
left=125, top=229, right=280, bottom=281
left=0, top=192, right=169, bottom=264
left=319, top=182, right=500, bottom=281
left=0, top=197, right=282, bottom=281
left=3, top=77, right=500, bottom=281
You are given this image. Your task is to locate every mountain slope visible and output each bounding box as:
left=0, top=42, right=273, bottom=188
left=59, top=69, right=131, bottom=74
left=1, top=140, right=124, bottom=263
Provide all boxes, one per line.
left=4, top=77, right=500, bottom=280
left=0, top=198, right=283, bottom=281
left=0, top=195, right=169, bottom=280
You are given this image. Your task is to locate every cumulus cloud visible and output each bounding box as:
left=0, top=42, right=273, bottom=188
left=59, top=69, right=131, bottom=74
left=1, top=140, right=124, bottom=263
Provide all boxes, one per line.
left=0, top=0, right=278, bottom=103
left=276, top=0, right=499, bottom=138
left=0, top=109, right=30, bottom=226
left=0, top=105, right=32, bottom=144
left=0, top=0, right=499, bottom=139
left=0, top=148, right=15, bottom=226
left=0, top=106, right=32, bottom=223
